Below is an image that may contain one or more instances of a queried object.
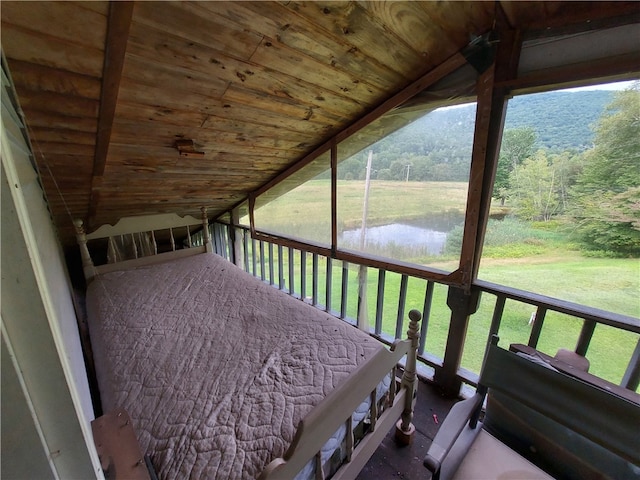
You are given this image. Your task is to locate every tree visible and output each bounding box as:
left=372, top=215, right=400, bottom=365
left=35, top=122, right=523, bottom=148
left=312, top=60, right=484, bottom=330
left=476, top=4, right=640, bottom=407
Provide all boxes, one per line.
left=494, top=127, right=537, bottom=204
left=509, top=150, right=561, bottom=221
left=570, top=85, right=640, bottom=256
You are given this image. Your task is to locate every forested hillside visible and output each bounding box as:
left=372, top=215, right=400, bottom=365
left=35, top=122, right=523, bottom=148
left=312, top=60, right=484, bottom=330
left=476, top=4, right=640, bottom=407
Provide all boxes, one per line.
left=505, top=90, right=615, bottom=151
left=338, top=89, right=616, bottom=182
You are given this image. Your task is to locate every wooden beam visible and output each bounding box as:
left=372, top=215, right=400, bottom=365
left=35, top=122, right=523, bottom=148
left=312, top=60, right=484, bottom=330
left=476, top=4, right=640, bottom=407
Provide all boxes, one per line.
left=459, top=8, right=521, bottom=289
left=88, top=1, right=133, bottom=227
left=497, top=52, right=640, bottom=95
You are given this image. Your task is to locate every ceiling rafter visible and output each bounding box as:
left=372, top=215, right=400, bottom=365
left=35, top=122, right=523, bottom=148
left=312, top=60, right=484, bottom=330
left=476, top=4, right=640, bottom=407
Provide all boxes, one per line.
left=88, top=1, right=134, bottom=228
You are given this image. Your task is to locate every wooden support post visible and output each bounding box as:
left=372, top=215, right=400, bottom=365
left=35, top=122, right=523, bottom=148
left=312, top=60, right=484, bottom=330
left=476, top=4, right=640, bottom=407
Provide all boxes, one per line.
left=201, top=207, right=212, bottom=253
left=435, top=286, right=481, bottom=397
left=73, top=219, right=97, bottom=281
left=395, top=309, right=421, bottom=444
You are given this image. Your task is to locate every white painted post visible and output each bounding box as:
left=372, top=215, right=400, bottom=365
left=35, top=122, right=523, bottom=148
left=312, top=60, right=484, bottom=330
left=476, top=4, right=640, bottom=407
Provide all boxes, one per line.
left=73, top=219, right=97, bottom=280
left=395, top=309, right=421, bottom=444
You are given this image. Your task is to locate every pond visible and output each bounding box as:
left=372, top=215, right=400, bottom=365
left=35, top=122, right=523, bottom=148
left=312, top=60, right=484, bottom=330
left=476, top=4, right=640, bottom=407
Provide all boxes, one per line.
left=340, top=224, right=447, bottom=254
left=339, top=216, right=464, bottom=256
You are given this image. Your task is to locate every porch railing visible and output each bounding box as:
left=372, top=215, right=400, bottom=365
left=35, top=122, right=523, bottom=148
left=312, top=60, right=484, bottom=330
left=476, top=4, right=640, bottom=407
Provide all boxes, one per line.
left=205, top=222, right=640, bottom=396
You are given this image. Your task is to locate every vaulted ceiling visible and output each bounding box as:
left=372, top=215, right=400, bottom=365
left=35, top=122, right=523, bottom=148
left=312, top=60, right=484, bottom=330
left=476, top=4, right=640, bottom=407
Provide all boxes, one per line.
left=2, top=1, right=639, bottom=248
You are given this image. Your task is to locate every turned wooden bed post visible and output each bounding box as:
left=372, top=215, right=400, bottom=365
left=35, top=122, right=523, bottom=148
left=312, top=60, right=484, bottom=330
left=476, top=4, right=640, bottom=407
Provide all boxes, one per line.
left=395, top=308, right=421, bottom=444
left=201, top=206, right=213, bottom=253
left=73, top=219, right=97, bottom=281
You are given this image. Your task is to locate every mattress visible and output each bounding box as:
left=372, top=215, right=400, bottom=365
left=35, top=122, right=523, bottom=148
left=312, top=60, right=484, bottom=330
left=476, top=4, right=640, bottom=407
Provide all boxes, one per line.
left=86, top=253, right=385, bottom=479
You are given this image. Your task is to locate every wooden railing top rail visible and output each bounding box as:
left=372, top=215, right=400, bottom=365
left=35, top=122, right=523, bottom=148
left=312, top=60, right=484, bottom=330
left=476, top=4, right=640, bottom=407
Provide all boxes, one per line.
left=474, top=279, right=640, bottom=334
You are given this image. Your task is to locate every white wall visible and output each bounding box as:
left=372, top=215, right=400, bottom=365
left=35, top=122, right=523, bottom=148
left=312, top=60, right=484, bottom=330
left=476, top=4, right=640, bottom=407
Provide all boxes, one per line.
left=1, top=63, right=102, bottom=479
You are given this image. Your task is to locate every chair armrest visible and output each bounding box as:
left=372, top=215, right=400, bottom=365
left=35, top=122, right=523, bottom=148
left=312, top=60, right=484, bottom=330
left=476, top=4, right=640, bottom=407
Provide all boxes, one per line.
left=423, top=393, right=484, bottom=477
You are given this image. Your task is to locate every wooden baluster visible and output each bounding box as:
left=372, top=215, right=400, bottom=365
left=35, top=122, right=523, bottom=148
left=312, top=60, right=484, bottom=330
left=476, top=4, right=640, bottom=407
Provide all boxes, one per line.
left=340, top=261, right=349, bottom=318
left=312, top=253, right=319, bottom=306
left=73, top=219, right=97, bottom=280
left=278, top=244, right=285, bottom=289
left=345, top=415, right=354, bottom=463
left=325, top=257, right=333, bottom=312
left=268, top=243, right=275, bottom=285
left=528, top=306, right=547, bottom=348
left=288, top=247, right=295, bottom=295
left=243, top=230, right=250, bottom=273
left=151, top=230, right=157, bottom=255
left=314, top=451, right=324, bottom=480
left=395, top=309, right=421, bottom=445
left=300, top=251, right=307, bottom=299
left=375, top=269, right=386, bottom=335
left=201, top=206, right=212, bottom=252
left=108, top=236, right=117, bottom=262
left=388, top=367, right=396, bottom=409
left=131, top=233, right=138, bottom=258
left=369, top=389, right=378, bottom=431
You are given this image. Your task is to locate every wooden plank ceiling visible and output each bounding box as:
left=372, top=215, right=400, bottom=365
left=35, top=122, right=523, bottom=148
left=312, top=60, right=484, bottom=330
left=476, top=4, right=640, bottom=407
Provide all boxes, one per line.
left=1, top=1, right=638, bottom=248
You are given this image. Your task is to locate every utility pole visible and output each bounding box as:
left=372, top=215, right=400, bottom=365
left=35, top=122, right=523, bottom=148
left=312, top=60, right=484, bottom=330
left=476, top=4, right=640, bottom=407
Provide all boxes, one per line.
left=357, top=151, right=373, bottom=331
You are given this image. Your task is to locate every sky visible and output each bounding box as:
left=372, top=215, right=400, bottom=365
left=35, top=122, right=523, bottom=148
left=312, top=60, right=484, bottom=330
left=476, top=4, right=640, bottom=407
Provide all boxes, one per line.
left=564, top=80, right=637, bottom=92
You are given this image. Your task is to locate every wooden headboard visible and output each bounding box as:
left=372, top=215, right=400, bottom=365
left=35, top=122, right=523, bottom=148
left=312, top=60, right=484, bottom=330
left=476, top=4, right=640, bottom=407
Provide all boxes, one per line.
left=74, top=208, right=212, bottom=281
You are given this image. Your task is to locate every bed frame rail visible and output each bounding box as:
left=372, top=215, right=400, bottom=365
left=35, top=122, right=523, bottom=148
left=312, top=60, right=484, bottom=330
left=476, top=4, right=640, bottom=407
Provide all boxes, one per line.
left=259, top=310, right=421, bottom=480
left=74, top=208, right=212, bottom=281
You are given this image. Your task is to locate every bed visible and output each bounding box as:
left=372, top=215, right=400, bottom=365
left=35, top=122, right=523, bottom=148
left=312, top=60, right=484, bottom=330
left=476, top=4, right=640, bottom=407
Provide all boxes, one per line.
left=75, top=210, right=421, bottom=480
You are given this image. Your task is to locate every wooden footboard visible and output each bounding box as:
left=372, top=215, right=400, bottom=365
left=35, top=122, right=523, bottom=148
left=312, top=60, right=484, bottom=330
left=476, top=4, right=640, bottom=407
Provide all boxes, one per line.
left=259, top=310, right=421, bottom=480
left=74, top=209, right=212, bottom=281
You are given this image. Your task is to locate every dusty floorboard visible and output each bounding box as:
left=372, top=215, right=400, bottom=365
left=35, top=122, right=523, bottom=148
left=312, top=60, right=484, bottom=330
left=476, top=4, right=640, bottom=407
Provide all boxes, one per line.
left=357, top=379, right=459, bottom=479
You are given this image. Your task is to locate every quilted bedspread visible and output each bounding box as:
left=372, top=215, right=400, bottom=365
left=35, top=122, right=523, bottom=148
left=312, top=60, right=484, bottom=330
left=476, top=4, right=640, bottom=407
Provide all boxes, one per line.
left=86, top=253, right=384, bottom=479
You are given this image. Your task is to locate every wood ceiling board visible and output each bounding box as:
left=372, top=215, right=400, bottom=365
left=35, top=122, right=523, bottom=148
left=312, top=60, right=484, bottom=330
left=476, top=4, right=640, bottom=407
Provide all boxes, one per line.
left=103, top=163, right=283, bottom=177
left=248, top=36, right=384, bottom=106
left=416, top=1, right=495, bottom=44
left=72, top=1, right=110, bottom=16
left=120, top=54, right=230, bottom=100
left=202, top=1, right=408, bottom=90
left=34, top=154, right=95, bottom=169
left=132, top=1, right=264, bottom=63
left=32, top=142, right=96, bottom=157
left=283, top=2, right=426, bottom=81
left=199, top=112, right=326, bottom=142
left=112, top=102, right=209, bottom=128
left=221, top=84, right=343, bottom=128
left=109, top=124, right=310, bottom=153
left=14, top=89, right=100, bottom=118
left=98, top=178, right=266, bottom=193
left=0, top=24, right=105, bottom=78
left=19, top=110, right=98, bottom=134
left=1, top=1, right=107, bottom=50
left=359, top=2, right=460, bottom=64
left=107, top=141, right=293, bottom=164
left=108, top=153, right=281, bottom=172
left=28, top=128, right=97, bottom=146
left=114, top=79, right=329, bottom=138
left=125, top=20, right=364, bottom=117
left=6, top=60, right=102, bottom=100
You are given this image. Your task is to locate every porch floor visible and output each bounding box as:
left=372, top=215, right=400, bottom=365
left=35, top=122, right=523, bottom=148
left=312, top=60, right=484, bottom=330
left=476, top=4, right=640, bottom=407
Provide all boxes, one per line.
left=357, top=378, right=459, bottom=479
